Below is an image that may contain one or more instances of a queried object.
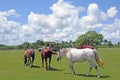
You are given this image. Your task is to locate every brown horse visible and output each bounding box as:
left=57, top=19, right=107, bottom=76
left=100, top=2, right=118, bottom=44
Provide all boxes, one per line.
left=38, top=47, right=56, bottom=70
left=77, top=45, right=94, bottom=49
left=24, top=49, right=35, bottom=68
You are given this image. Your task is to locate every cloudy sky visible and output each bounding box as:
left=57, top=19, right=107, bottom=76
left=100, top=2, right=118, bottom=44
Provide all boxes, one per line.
left=0, top=0, right=120, bottom=45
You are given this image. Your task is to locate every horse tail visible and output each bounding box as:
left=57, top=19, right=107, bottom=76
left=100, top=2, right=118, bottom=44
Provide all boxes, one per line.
left=93, top=49, right=104, bottom=67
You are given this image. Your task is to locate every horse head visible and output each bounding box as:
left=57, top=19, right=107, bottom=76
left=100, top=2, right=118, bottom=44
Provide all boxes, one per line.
left=56, top=48, right=67, bottom=61
left=24, top=55, right=27, bottom=65
left=56, top=51, right=62, bottom=61
left=38, top=48, right=43, bottom=52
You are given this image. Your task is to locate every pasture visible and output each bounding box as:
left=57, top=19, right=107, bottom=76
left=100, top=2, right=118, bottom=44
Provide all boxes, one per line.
left=0, top=48, right=120, bottom=80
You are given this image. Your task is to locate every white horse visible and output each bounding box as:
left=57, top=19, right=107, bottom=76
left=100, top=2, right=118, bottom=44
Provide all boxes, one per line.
left=56, top=48, right=104, bottom=78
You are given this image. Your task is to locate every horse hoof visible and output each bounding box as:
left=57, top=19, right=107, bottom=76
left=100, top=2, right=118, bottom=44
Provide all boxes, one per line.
left=72, top=72, right=75, bottom=75
left=30, top=64, right=33, bottom=68
left=48, top=67, right=50, bottom=70
left=97, top=75, right=100, bottom=78
left=86, top=74, right=90, bottom=76
left=46, top=68, right=48, bottom=71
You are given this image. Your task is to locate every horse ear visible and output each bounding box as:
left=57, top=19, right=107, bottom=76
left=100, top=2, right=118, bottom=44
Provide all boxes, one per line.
left=38, top=48, right=42, bottom=52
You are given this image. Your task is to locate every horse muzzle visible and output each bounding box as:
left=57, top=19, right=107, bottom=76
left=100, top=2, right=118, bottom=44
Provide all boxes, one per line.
left=56, top=58, right=59, bottom=61
left=56, top=56, right=61, bottom=61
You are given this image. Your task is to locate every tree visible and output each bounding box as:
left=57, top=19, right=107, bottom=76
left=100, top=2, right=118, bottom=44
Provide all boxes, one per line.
left=118, top=42, right=120, bottom=45
left=76, top=31, right=103, bottom=46
left=107, top=41, right=112, bottom=47
left=23, top=42, right=31, bottom=49
left=104, top=39, right=108, bottom=45
left=36, top=40, right=45, bottom=48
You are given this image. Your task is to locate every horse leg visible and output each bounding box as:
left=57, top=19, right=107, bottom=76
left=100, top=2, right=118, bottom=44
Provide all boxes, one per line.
left=30, top=57, right=32, bottom=68
left=48, top=57, right=51, bottom=70
left=31, top=53, right=34, bottom=67
left=87, top=61, right=93, bottom=76
left=93, top=64, right=100, bottom=78
left=69, top=60, right=75, bottom=75
left=41, top=56, right=44, bottom=67
left=45, top=58, right=48, bottom=70
left=31, top=59, right=34, bottom=67
left=28, top=58, right=30, bottom=65
left=24, top=56, right=27, bottom=66
left=30, top=57, right=34, bottom=68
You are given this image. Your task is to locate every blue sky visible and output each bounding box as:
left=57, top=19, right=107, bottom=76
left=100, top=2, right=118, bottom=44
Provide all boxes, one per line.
left=0, top=0, right=120, bottom=45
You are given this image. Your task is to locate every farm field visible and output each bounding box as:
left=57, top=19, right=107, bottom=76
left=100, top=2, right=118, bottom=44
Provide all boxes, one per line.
left=0, top=48, right=120, bottom=80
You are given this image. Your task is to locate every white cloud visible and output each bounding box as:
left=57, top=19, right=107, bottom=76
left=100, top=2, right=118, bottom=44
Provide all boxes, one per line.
left=80, top=3, right=102, bottom=29
left=0, top=9, right=20, bottom=17
left=101, top=18, right=120, bottom=41
left=107, top=7, right=118, bottom=18
left=79, top=3, right=118, bottom=30
left=20, top=0, right=84, bottom=43
left=50, top=0, right=83, bottom=18
left=0, top=9, right=20, bottom=45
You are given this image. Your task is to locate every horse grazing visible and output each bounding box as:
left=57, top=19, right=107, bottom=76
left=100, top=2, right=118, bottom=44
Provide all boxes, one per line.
left=38, top=47, right=56, bottom=70
left=24, top=49, right=35, bottom=68
left=56, top=48, right=104, bottom=78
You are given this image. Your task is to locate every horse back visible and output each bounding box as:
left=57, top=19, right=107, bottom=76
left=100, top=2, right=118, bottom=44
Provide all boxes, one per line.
left=68, top=48, right=94, bottom=61
left=69, top=48, right=94, bottom=57
left=24, top=49, right=34, bottom=57
left=41, top=47, right=56, bottom=55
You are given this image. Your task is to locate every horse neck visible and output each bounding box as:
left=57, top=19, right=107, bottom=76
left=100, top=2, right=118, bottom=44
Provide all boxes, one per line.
left=61, top=48, right=69, bottom=56
left=47, top=48, right=56, bottom=54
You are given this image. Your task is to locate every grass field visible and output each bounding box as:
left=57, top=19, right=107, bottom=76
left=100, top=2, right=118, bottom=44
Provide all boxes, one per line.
left=0, top=48, right=120, bottom=80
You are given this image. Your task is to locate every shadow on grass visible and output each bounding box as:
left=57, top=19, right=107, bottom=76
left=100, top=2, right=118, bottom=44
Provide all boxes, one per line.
left=75, top=73, right=110, bottom=78
left=49, top=67, right=63, bottom=71
left=64, top=73, right=110, bottom=78
left=32, top=65, right=40, bottom=68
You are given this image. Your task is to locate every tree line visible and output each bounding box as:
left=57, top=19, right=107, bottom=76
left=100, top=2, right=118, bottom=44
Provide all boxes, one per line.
left=0, top=31, right=120, bottom=50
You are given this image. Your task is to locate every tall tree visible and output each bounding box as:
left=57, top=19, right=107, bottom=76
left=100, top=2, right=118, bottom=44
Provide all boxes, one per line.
left=107, top=41, right=112, bottom=47
left=76, top=31, right=103, bottom=46
left=104, top=39, right=108, bottom=45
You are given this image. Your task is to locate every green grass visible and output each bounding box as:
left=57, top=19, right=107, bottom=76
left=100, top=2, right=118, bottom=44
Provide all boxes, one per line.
left=0, top=48, right=120, bottom=80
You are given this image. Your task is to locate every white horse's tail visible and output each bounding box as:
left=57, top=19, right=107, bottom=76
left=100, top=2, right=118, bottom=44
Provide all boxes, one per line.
left=93, top=49, right=104, bottom=67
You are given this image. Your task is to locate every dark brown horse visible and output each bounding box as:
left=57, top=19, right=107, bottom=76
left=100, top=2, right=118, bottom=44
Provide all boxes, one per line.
left=24, top=49, right=35, bottom=68
left=38, top=47, right=56, bottom=70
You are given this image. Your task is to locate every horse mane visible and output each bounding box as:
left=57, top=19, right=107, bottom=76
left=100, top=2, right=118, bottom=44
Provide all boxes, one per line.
left=60, top=48, right=70, bottom=54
